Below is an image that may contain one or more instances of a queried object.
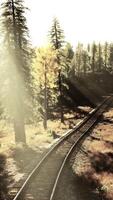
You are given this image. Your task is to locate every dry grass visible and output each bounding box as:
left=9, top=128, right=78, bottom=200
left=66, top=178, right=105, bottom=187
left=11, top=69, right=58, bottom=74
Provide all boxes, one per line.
left=0, top=106, right=91, bottom=199
left=0, top=119, right=69, bottom=153
left=73, top=106, right=113, bottom=200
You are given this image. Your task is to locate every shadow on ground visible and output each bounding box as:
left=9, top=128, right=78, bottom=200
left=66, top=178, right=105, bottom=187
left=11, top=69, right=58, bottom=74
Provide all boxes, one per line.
left=0, top=153, right=13, bottom=200
left=73, top=172, right=102, bottom=200
left=90, top=152, right=113, bottom=173
left=79, top=150, right=113, bottom=200
left=11, top=145, right=47, bottom=173
left=54, top=162, right=101, bottom=200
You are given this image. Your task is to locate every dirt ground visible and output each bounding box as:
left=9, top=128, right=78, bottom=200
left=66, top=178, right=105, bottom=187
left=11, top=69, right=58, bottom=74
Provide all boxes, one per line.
left=0, top=106, right=91, bottom=200
left=73, top=103, right=113, bottom=200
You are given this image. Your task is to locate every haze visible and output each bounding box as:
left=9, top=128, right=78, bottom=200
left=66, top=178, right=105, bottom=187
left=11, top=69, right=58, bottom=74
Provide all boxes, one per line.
left=25, top=0, right=113, bottom=47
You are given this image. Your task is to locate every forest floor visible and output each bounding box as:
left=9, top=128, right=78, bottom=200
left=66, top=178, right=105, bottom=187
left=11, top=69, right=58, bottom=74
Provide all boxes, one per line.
left=0, top=106, right=91, bottom=199
left=72, top=102, right=113, bottom=200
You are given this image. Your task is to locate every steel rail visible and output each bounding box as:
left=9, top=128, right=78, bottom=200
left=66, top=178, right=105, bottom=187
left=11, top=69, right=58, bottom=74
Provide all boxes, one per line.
left=50, top=96, right=113, bottom=200
left=49, top=108, right=103, bottom=200
left=12, top=96, right=112, bottom=200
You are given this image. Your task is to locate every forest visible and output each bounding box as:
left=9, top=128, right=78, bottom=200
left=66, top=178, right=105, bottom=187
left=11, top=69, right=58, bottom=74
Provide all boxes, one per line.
left=1, top=1, right=113, bottom=200
left=0, top=0, right=113, bottom=144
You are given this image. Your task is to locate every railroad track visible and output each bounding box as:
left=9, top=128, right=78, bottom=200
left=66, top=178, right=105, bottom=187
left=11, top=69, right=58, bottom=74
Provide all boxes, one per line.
left=11, top=96, right=113, bottom=200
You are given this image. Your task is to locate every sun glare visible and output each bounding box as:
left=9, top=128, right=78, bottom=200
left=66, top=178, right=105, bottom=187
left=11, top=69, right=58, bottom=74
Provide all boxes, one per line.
left=25, top=0, right=113, bottom=47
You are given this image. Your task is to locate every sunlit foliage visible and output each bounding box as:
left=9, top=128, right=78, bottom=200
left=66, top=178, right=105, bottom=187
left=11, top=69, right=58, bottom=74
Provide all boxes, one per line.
left=73, top=42, right=113, bottom=75
left=32, top=46, right=58, bottom=128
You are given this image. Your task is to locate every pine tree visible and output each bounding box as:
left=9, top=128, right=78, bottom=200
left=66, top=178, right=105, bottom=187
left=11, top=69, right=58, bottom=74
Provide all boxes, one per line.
left=91, top=42, right=97, bottom=73
left=82, top=50, right=89, bottom=75
left=104, top=42, right=109, bottom=70
left=74, top=43, right=83, bottom=76
left=49, top=18, right=64, bottom=50
left=108, top=43, right=113, bottom=71
left=97, top=43, right=103, bottom=72
left=49, top=17, right=65, bottom=123
left=63, top=42, right=74, bottom=77
left=0, top=0, right=32, bottom=143
left=87, top=44, right=91, bottom=69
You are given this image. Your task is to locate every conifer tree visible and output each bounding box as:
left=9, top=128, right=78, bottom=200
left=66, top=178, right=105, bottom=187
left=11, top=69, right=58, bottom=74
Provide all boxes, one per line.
left=82, top=50, right=89, bottom=75
left=74, top=43, right=83, bottom=76
left=104, top=42, right=109, bottom=70
left=49, top=18, right=64, bottom=50
left=87, top=44, right=91, bottom=68
left=63, top=42, right=74, bottom=77
left=0, top=0, right=32, bottom=143
left=108, top=43, right=113, bottom=71
left=49, top=17, right=65, bottom=122
left=97, top=43, right=103, bottom=72
left=91, top=42, right=97, bottom=73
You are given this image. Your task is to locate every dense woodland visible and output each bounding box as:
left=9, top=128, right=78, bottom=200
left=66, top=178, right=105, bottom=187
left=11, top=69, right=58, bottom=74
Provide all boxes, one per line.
left=0, top=0, right=113, bottom=144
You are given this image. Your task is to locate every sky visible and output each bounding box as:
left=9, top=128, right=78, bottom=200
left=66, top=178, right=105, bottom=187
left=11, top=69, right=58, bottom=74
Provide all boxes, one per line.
left=25, top=0, right=113, bottom=48
left=1, top=0, right=113, bottom=47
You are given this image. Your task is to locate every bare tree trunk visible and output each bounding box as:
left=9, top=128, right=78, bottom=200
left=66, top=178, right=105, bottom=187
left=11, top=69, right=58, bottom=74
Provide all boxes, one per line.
left=83, top=63, right=86, bottom=76
left=43, top=63, right=47, bottom=129
left=104, top=43, right=108, bottom=70
left=92, top=57, right=95, bottom=73
left=58, top=69, right=64, bottom=123
left=13, top=92, right=26, bottom=143
left=14, top=116, right=26, bottom=143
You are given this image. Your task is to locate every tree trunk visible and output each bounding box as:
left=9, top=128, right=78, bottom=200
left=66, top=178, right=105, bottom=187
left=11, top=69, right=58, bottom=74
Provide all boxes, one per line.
left=58, top=69, right=64, bottom=123
left=92, top=58, right=95, bottom=73
left=83, top=57, right=87, bottom=76
left=43, top=63, right=47, bottom=129
left=12, top=84, right=26, bottom=143
left=104, top=46, right=107, bottom=70
left=11, top=0, right=17, bottom=45
left=14, top=115, right=26, bottom=143
left=13, top=93, right=26, bottom=143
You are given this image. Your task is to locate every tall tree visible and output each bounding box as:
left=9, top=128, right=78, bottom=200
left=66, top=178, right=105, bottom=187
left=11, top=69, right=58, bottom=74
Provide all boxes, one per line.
left=97, top=43, right=103, bottom=72
left=63, top=42, right=74, bottom=77
left=108, top=43, right=113, bottom=71
left=104, top=42, right=109, bottom=70
left=87, top=44, right=91, bottom=69
left=0, top=0, right=32, bottom=143
left=32, top=47, right=57, bottom=129
left=74, top=43, right=83, bottom=76
left=91, top=42, right=97, bottom=73
left=49, top=17, right=65, bottom=123
left=82, top=50, right=89, bottom=75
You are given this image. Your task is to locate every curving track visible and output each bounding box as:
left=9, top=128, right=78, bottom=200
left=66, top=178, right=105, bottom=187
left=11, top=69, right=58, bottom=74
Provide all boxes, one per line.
left=12, top=96, right=113, bottom=200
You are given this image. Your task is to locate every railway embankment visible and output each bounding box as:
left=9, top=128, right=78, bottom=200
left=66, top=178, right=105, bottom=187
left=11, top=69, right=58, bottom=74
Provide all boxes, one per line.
left=72, top=102, right=113, bottom=200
